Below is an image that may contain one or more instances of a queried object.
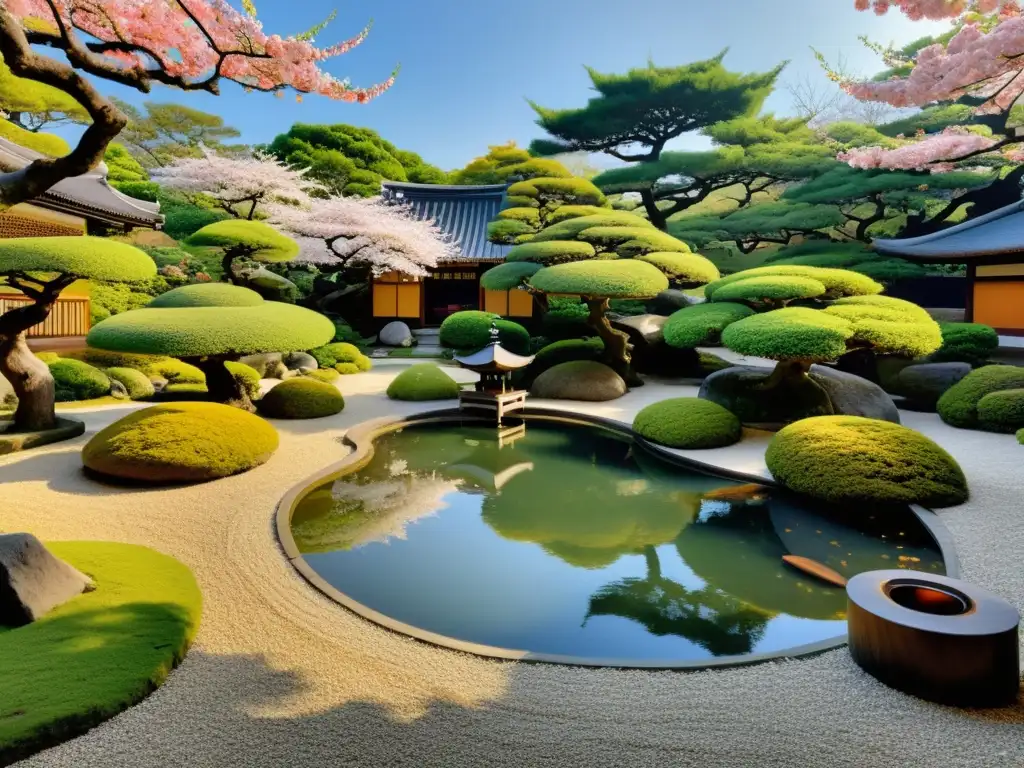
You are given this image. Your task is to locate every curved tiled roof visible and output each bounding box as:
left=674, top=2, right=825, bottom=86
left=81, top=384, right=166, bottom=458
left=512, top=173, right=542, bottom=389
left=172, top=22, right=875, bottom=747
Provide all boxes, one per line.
left=874, top=199, right=1024, bottom=263
left=0, top=136, right=163, bottom=228
left=381, top=181, right=512, bottom=262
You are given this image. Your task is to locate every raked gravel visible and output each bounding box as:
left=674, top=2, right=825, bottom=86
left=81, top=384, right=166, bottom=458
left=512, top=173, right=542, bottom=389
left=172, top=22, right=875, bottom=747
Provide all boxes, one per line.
left=1, top=364, right=1021, bottom=768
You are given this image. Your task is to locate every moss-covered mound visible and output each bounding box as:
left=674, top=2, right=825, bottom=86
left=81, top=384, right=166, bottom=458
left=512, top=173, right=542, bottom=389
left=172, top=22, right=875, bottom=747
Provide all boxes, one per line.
left=224, top=361, right=261, bottom=400
left=0, top=542, right=201, bottom=766
left=303, top=367, right=340, bottom=383
left=48, top=359, right=111, bottom=402
left=438, top=311, right=531, bottom=355
left=334, top=363, right=360, bottom=375
left=82, top=402, right=279, bottom=483
left=937, top=365, right=1024, bottom=429
left=721, top=307, right=853, bottom=362
left=530, top=360, right=626, bottom=401
left=258, top=378, right=344, bottom=420
left=63, top=349, right=205, bottom=384
left=105, top=367, right=155, bottom=400
left=663, top=302, right=756, bottom=348
left=523, top=338, right=605, bottom=386
left=976, top=388, right=1024, bottom=434
left=386, top=364, right=461, bottom=401
left=309, top=342, right=372, bottom=371
left=765, top=416, right=968, bottom=508
left=148, top=283, right=264, bottom=308
left=931, top=322, right=1000, bottom=366
left=633, top=398, right=741, bottom=449
left=1017, top=427, right=1024, bottom=445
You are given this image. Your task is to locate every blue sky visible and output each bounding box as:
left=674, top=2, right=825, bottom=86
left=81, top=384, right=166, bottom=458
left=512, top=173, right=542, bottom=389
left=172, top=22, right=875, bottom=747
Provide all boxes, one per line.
left=88, top=0, right=949, bottom=171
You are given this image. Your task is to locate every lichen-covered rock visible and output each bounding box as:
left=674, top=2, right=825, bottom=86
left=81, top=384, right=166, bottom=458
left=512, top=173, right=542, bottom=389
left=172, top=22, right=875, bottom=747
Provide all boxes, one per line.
left=530, top=361, right=627, bottom=402
left=238, top=352, right=284, bottom=378
left=699, top=364, right=899, bottom=428
left=283, top=351, right=318, bottom=371
left=0, top=533, right=92, bottom=627
left=109, top=380, right=130, bottom=400
left=611, top=313, right=666, bottom=346
left=379, top=321, right=414, bottom=347
left=896, top=362, right=972, bottom=409
left=647, top=289, right=696, bottom=316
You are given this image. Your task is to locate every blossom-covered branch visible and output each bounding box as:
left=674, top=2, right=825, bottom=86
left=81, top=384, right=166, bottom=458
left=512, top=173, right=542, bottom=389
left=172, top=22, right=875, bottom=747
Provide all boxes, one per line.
left=270, top=197, right=459, bottom=278
left=838, top=126, right=1001, bottom=169
left=152, top=147, right=323, bottom=218
left=0, top=0, right=397, bottom=207
left=856, top=0, right=1011, bottom=21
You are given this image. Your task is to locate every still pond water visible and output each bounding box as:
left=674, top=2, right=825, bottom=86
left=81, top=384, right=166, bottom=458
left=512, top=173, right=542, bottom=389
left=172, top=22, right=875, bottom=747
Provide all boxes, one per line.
left=291, top=421, right=944, bottom=664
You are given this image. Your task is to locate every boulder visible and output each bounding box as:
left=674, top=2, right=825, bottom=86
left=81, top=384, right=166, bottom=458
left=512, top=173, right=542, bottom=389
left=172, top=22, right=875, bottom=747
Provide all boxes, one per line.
left=647, top=289, right=697, bottom=316
left=0, top=533, right=93, bottom=627
left=612, top=313, right=666, bottom=346
left=699, top=364, right=899, bottom=429
left=530, top=361, right=627, bottom=402
left=245, top=267, right=297, bottom=298
left=896, top=362, right=972, bottom=409
left=109, top=379, right=130, bottom=400
left=238, top=352, right=284, bottom=378
left=283, top=351, right=318, bottom=371
left=150, top=376, right=168, bottom=393
left=379, top=321, right=414, bottom=347
left=611, top=313, right=702, bottom=378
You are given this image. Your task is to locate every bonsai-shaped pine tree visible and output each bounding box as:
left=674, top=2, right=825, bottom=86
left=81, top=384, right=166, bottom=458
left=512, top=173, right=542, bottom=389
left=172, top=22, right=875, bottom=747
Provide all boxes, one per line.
left=487, top=176, right=615, bottom=245
left=86, top=283, right=334, bottom=411
left=665, top=264, right=942, bottom=410
left=481, top=210, right=719, bottom=382
left=449, top=141, right=574, bottom=186
left=0, top=237, right=155, bottom=431
left=185, top=220, right=299, bottom=285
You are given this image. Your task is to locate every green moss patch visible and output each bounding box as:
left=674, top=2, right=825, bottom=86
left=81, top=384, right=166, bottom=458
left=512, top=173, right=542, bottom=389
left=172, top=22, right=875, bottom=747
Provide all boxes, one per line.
left=105, top=367, right=156, bottom=400
left=48, top=359, right=111, bottom=402
left=765, top=416, right=968, bottom=508
left=976, top=388, right=1024, bottom=434
left=633, top=398, right=741, bottom=449
left=258, top=378, right=344, bottom=420
left=523, top=338, right=605, bottom=386
left=386, top=364, right=461, bottom=402
left=82, top=402, right=279, bottom=484
left=438, top=311, right=531, bottom=355
left=937, top=365, right=1024, bottom=429
left=0, top=542, right=201, bottom=765
left=304, top=368, right=341, bottom=383
left=931, top=322, right=1000, bottom=366
left=148, top=283, right=264, bottom=308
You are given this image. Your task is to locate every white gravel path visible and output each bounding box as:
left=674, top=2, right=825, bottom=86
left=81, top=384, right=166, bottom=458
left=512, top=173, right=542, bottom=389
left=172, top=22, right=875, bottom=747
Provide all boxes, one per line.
left=1, top=366, right=1022, bottom=768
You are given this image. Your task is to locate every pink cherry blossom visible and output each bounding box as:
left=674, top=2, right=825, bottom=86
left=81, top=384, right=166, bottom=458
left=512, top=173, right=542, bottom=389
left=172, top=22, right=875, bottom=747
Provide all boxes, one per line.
left=5, top=0, right=395, bottom=102
left=151, top=147, right=322, bottom=216
left=838, top=127, right=997, bottom=169
left=270, top=197, right=459, bottom=278
left=859, top=0, right=1010, bottom=20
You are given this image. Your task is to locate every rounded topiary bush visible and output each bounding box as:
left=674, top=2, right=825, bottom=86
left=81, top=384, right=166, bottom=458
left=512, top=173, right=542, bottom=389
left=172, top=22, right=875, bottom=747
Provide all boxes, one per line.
left=48, top=359, right=111, bottom=402
left=721, top=307, right=853, bottom=362
left=82, top=402, right=279, bottom=483
left=765, top=415, right=968, bottom=508
left=309, top=342, right=372, bottom=371
left=304, top=368, right=340, bottom=383
left=976, top=388, right=1024, bottom=434
left=258, top=378, right=344, bottom=420
left=663, top=302, right=755, bottom=348
left=439, top=311, right=531, bottom=355
left=105, top=367, right=156, bottom=400
left=530, top=360, right=626, bottom=401
left=386, top=364, right=461, bottom=401
left=224, top=361, right=261, bottom=400
left=937, top=365, right=1024, bottom=429
left=931, top=322, right=999, bottom=366
left=334, top=363, right=360, bottom=375
left=632, top=398, right=741, bottom=449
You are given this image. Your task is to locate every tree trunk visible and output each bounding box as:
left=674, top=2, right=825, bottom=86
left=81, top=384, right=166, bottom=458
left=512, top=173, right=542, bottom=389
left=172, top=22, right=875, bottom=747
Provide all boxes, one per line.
left=196, top=357, right=253, bottom=412
left=757, top=359, right=813, bottom=390
left=221, top=252, right=238, bottom=284
left=0, top=331, right=56, bottom=431
left=643, top=545, right=661, bottom=581
left=585, top=297, right=641, bottom=386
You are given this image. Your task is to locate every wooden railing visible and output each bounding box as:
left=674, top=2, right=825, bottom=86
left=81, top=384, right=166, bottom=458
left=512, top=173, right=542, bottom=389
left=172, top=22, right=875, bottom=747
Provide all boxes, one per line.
left=0, top=294, right=91, bottom=337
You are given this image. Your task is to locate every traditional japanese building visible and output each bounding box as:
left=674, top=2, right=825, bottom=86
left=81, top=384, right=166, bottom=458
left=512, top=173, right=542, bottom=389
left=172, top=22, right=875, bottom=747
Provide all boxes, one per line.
left=375, top=181, right=533, bottom=327
left=874, top=200, right=1024, bottom=334
left=0, top=136, right=163, bottom=238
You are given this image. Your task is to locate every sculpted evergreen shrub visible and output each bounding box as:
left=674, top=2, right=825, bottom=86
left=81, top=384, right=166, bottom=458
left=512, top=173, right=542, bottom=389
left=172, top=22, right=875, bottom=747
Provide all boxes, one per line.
left=83, top=403, right=279, bottom=484
left=721, top=308, right=854, bottom=362
left=937, top=365, right=1024, bottom=429
left=765, top=416, right=968, bottom=508
left=386, top=364, right=461, bottom=401
left=105, top=368, right=156, bottom=400
left=524, top=338, right=605, bottom=385
left=439, top=311, right=531, bottom=354
left=530, top=260, right=669, bottom=298
left=663, top=303, right=755, bottom=348
left=710, top=275, right=826, bottom=306
left=185, top=220, right=298, bottom=263
left=931, top=322, right=999, bottom=366
left=705, top=265, right=882, bottom=302
left=480, top=262, right=542, bottom=291
left=224, top=362, right=261, bottom=400
left=258, top=378, right=344, bottom=419
left=148, top=283, right=263, bottom=308
left=48, top=359, right=111, bottom=402
left=334, top=363, right=360, bottom=375
left=976, top=389, right=1024, bottom=434
left=632, top=398, right=741, bottom=449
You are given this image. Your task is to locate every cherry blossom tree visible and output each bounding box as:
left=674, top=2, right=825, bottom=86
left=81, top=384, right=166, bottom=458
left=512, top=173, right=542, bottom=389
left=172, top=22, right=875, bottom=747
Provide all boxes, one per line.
left=0, top=0, right=396, bottom=207
left=152, top=147, right=323, bottom=219
left=270, top=196, right=459, bottom=279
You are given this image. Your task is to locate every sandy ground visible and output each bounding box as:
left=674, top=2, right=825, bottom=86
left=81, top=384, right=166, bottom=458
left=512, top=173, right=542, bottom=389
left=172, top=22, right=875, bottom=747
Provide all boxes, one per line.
left=1, top=364, right=1022, bottom=768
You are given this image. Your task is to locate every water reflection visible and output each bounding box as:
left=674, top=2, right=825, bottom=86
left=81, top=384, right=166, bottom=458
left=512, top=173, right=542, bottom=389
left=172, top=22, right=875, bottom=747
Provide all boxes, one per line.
left=290, top=422, right=945, bottom=662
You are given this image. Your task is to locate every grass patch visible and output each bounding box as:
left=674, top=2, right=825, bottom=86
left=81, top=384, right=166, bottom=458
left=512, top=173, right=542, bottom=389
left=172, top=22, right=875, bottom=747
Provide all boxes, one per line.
left=0, top=542, right=201, bottom=765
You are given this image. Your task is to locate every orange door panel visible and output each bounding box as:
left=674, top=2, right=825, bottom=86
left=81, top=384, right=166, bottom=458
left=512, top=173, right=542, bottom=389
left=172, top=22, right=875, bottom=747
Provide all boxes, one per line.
left=373, top=284, right=397, bottom=317
left=483, top=289, right=508, bottom=316
left=396, top=283, right=421, bottom=318
left=973, top=280, right=1024, bottom=330
left=508, top=289, right=534, bottom=317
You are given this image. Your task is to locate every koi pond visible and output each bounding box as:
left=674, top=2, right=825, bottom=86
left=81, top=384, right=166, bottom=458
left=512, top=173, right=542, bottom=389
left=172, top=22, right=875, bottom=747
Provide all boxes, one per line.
left=288, top=420, right=946, bottom=666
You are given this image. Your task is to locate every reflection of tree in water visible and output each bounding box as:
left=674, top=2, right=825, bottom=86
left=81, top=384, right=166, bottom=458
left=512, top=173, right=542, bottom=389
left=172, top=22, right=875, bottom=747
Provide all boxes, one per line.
left=291, top=469, right=460, bottom=554
left=587, top=545, right=771, bottom=656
